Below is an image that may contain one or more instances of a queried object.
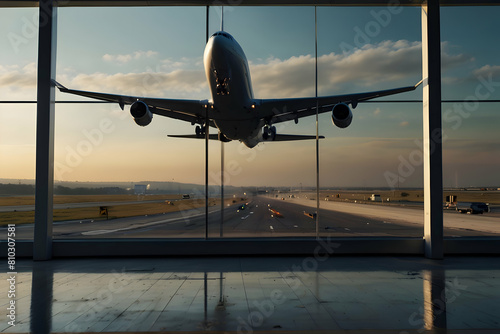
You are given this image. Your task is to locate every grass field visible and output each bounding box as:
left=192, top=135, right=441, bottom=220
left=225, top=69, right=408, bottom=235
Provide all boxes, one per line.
left=0, top=194, right=182, bottom=206
left=0, top=195, right=245, bottom=226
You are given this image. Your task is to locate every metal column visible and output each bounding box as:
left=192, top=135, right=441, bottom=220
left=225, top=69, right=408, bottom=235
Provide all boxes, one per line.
left=422, top=1, right=443, bottom=259
left=205, top=5, right=209, bottom=240
left=34, top=0, right=57, bottom=260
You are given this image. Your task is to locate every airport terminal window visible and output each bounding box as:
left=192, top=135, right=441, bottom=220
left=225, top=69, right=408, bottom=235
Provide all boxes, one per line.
left=0, top=8, right=38, bottom=240
left=441, top=6, right=500, bottom=237
left=4, top=4, right=498, bottom=247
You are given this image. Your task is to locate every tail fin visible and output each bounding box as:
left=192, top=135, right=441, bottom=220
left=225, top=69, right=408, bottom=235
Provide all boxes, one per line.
left=221, top=6, right=224, bottom=31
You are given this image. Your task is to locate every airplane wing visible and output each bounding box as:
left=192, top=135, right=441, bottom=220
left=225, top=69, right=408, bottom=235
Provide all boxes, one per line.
left=255, top=81, right=422, bottom=124
left=52, top=80, right=215, bottom=127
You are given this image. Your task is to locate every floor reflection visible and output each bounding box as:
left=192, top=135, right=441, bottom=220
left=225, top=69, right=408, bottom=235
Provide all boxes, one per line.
left=30, top=262, right=53, bottom=334
left=5, top=257, right=498, bottom=333
left=423, top=268, right=447, bottom=330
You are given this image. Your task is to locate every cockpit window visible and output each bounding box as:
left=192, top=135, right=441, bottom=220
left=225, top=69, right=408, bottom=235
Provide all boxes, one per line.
left=211, top=32, right=233, bottom=40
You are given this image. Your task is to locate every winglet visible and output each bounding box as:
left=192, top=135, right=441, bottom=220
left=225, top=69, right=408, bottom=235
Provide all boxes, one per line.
left=51, top=79, right=68, bottom=92
left=415, top=79, right=423, bottom=89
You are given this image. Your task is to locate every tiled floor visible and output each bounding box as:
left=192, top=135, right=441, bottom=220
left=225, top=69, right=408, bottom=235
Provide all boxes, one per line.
left=1, top=256, right=499, bottom=333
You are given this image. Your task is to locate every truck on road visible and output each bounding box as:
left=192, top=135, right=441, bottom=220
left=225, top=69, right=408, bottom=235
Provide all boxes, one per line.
left=455, top=202, right=489, bottom=214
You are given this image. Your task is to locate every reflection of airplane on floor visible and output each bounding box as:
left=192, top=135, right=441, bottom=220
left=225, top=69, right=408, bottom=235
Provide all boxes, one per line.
left=54, top=31, right=421, bottom=148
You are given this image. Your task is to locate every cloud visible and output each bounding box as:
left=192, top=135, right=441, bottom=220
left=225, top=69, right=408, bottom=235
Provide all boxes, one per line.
left=399, top=121, right=409, bottom=127
left=160, top=57, right=200, bottom=71
left=473, top=64, right=500, bottom=81
left=68, top=70, right=207, bottom=98
left=251, top=40, right=472, bottom=98
left=0, top=63, right=36, bottom=89
left=102, top=50, right=158, bottom=64
left=441, top=42, right=472, bottom=70
left=373, top=108, right=381, bottom=116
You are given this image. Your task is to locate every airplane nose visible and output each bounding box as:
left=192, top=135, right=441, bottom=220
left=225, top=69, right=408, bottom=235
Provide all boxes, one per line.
left=211, top=35, right=227, bottom=52
left=209, top=37, right=229, bottom=68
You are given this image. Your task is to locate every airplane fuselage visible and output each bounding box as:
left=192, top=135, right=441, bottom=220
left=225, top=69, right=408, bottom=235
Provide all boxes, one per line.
left=204, top=31, right=263, bottom=148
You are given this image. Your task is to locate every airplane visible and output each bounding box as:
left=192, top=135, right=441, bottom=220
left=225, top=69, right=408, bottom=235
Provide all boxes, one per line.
left=53, top=30, right=421, bottom=148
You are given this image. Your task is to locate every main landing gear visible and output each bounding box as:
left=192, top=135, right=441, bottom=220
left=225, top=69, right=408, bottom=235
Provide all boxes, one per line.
left=195, top=125, right=206, bottom=138
left=262, top=125, right=276, bottom=141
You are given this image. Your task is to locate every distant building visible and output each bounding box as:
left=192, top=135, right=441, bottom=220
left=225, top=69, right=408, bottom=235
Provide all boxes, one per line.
left=370, top=194, right=382, bottom=202
left=134, top=184, right=148, bottom=195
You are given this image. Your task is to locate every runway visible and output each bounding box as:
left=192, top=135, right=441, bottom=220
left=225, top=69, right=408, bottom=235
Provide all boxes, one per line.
left=9, top=195, right=499, bottom=239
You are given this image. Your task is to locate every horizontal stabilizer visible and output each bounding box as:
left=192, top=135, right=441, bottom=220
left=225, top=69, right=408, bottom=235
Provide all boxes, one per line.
left=168, top=133, right=324, bottom=142
left=273, top=134, right=324, bottom=141
left=168, top=134, right=220, bottom=140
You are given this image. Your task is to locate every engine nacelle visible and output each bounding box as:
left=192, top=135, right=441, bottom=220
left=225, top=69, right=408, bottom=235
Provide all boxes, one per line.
left=218, top=131, right=232, bottom=142
left=331, top=103, right=353, bottom=129
left=130, top=101, right=153, bottom=126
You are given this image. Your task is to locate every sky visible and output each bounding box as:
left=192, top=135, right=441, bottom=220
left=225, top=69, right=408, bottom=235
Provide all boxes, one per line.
left=0, top=5, right=499, bottom=188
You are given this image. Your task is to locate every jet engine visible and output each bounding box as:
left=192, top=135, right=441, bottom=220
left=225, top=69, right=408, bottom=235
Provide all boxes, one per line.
left=218, top=131, right=232, bottom=142
left=130, top=101, right=153, bottom=126
left=331, top=103, right=353, bottom=128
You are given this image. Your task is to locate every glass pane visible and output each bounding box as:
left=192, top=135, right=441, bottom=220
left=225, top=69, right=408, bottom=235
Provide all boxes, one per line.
left=0, top=8, right=38, bottom=240
left=208, top=7, right=318, bottom=238
left=316, top=6, right=424, bottom=238
left=53, top=7, right=211, bottom=239
left=0, top=105, right=36, bottom=240
left=441, top=6, right=500, bottom=237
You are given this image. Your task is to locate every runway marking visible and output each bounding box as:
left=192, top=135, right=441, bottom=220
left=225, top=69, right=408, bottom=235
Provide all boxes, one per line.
left=81, top=210, right=209, bottom=235
left=83, top=229, right=122, bottom=236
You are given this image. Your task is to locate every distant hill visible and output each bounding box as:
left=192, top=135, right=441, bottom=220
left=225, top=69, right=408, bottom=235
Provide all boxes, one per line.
left=0, top=183, right=35, bottom=195
left=0, top=179, right=241, bottom=196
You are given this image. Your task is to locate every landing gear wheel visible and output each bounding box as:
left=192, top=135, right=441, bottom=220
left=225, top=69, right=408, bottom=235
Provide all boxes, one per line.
left=195, top=125, right=207, bottom=137
left=262, top=126, right=277, bottom=141
left=269, top=126, right=276, bottom=141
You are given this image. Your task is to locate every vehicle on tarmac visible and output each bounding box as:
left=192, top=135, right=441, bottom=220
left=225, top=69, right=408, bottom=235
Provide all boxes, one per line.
left=456, top=202, right=489, bottom=214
